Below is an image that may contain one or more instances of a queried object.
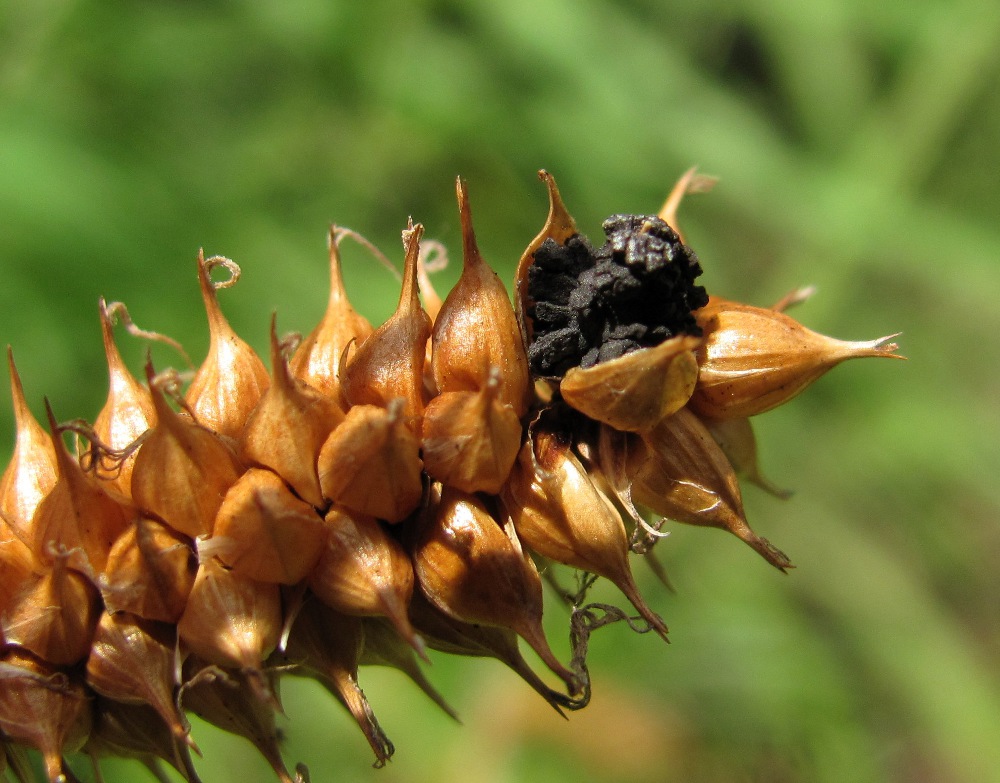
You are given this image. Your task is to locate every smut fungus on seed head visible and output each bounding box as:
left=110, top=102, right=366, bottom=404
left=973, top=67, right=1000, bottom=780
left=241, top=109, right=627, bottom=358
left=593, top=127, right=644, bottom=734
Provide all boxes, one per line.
left=526, top=214, right=709, bottom=378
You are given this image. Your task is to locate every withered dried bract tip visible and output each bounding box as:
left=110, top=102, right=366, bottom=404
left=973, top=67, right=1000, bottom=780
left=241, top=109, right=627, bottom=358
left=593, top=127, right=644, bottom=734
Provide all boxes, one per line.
left=359, top=617, right=459, bottom=722
left=0, top=168, right=903, bottom=780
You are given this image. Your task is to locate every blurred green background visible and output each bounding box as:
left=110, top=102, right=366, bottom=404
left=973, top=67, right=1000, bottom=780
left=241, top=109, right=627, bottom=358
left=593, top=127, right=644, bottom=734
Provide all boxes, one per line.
left=2, top=0, right=998, bottom=781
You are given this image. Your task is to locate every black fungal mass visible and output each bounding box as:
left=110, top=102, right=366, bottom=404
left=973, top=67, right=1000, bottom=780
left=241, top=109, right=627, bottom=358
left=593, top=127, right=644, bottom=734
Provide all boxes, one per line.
left=526, top=214, right=709, bottom=378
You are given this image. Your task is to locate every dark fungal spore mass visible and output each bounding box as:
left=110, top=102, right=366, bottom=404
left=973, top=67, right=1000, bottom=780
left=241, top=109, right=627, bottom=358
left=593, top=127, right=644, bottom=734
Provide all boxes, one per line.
left=526, top=214, right=709, bottom=378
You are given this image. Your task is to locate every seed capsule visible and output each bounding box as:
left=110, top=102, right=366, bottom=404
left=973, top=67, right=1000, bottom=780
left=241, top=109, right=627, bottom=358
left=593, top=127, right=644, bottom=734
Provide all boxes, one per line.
left=85, top=611, right=191, bottom=748
left=184, top=252, right=270, bottom=439
left=283, top=598, right=394, bottom=767
left=308, top=504, right=420, bottom=653
left=431, top=178, right=530, bottom=415
left=632, top=407, right=792, bottom=571
left=0, top=650, right=92, bottom=783
left=420, top=368, right=522, bottom=494
left=411, top=486, right=578, bottom=694
left=0, top=349, right=58, bottom=554
left=131, top=361, right=244, bottom=539
left=242, top=317, right=345, bottom=509
left=340, top=222, right=432, bottom=427
left=691, top=299, right=904, bottom=420
left=89, top=299, right=156, bottom=498
left=2, top=550, right=100, bottom=666
left=503, top=425, right=668, bottom=640
left=559, top=335, right=700, bottom=432
left=30, top=401, right=129, bottom=573
left=100, top=516, right=196, bottom=623
left=316, top=400, right=423, bottom=523
left=205, top=467, right=327, bottom=585
left=177, top=558, right=282, bottom=701
left=290, top=226, right=374, bottom=396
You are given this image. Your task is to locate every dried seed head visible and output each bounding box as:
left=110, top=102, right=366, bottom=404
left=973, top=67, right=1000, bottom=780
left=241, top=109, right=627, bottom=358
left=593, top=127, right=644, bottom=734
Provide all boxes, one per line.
left=283, top=598, right=394, bottom=767
left=2, top=551, right=100, bottom=666
left=308, top=504, right=420, bottom=653
left=559, top=334, right=701, bottom=432
left=633, top=407, right=793, bottom=571
left=89, top=299, right=157, bottom=498
left=241, top=317, right=345, bottom=508
left=185, top=252, right=270, bottom=439
left=30, top=401, right=129, bottom=572
left=100, top=516, right=195, bottom=623
left=0, top=650, right=92, bottom=783
left=0, top=349, right=58, bottom=551
left=0, top=170, right=906, bottom=776
left=690, top=298, right=904, bottom=420
left=503, top=424, right=668, bottom=640
left=290, top=226, right=374, bottom=396
left=420, top=369, right=522, bottom=494
left=316, top=400, right=423, bottom=523
left=431, top=178, right=530, bottom=415
left=177, top=558, right=282, bottom=686
left=411, top=486, right=578, bottom=693
left=204, top=467, right=327, bottom=585
left=85, top=611, right=190, bottom=748
left=131, top=361, right=244, bottom=539
left=339, top=222, right=432, bottom=426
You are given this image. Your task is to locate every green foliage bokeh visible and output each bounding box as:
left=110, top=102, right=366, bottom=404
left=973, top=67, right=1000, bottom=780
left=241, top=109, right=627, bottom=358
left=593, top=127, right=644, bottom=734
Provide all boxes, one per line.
left=2, top=1, right=998, bottom=781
